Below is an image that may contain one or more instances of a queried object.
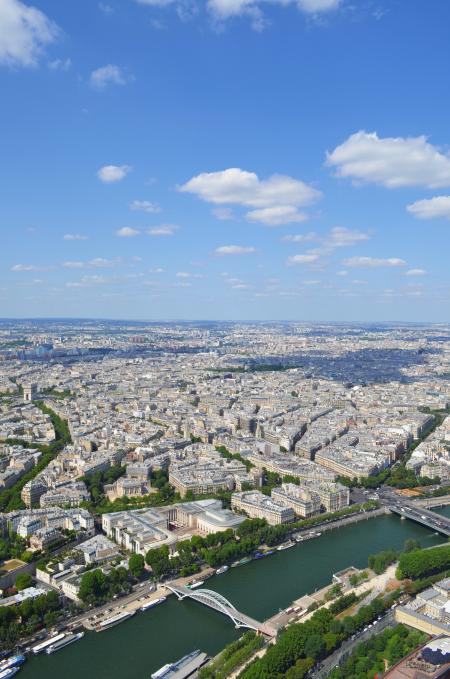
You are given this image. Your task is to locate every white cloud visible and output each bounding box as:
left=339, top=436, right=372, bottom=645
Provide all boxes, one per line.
left=246, top=205, right=307, bottom=226
left=48, top=57, right=71, bottom=71
left=405, top=268, right=426, bottom=276
left=130, top=200, right=161, bottom=213
left=150, top=267, right=165, bottom=273
left=180, top=168, right=320, bottom=207
left=212, top=207, right=234, bottom=220
left=11, top=263, right=43, bottom=271
left=62, top=261, right=85, bottom=269
left=215, top=245, right=257, bottom=255
left=297, top=0, right=340, bottom=12
left=66, top=275, right=107, bottom=288
left=90, top=64, right=128, bottom=89
left=342, top=256, right=406, bottom=268
left=206, top=0, right=340, bottom=27
left=136, top=0, right=341, bottom=25
left=63, top=233, right=89, bottom=241
left=283, top=228, right=369, bottom=253
left=282, top=232, right=317, bottom=243
left=116, top=227, right=140, bottom=237
left=0, top=0, right=59, bottom=68
left=98, top=2, right=114, bottom=13
left=135, top=0, right=176, bottom=6
left=134, top=0, right=341, bottom=29
left=336, top=270, right=348, bottom=276
left=407, top=196, right=450, bottom=220
left=176, top=271, right=204, bottom=279
left=148, top=224, right=178, bottom=236
left=180, top=168, right=321, bottom=225
left=287, top=254, right=319, bottom=266
left=97, top=164, right=131, bottom=183
left=325, top=226, right=370, bottom=248
left=89, top=257, right=119, bottom=268
left=327, top=131, right=450, bottom=189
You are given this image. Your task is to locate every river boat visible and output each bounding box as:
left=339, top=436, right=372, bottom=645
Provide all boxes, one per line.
left=150, top=650, right=208, bottom=679
left=277, top=541, right=295, bottom=551
left=141, top=597, right=167, bottom=612
left=31, top=634, right=66, bottom=655
left=0, top=657, right=25, bottom=674
left=231, top=556, right=253, bottom=568
left=96, top=610, right=136, bottom=631
left=45, top=632, right=84, bottom=654
left=293, top=531, right=320, bottom=543
left=187, top=580, right=204, bottom=589
left=0, top=668, right=21, bottom=679
left=215, top=565, right=229, bottom=575
left=253, top=551, right=266, bottom=559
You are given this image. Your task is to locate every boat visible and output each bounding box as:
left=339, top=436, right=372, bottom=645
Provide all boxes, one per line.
left=293, top=531, right=320, bottom=543
left=150, top=649, right=208, bottom=679
left=0, top=668, right=21, bottom=679
left=141, top=597, right=167, bottom=612
left=32, top=634, right=66, bottom=655
left=265, top=550, right=274, bottom=556
left=0, top=657, right=25, bottom=672
left=96, top=610, right=136, bottom=631
left=253, top=551, right=266, bottom=559
left=231, top=556, right=253, bottom=568
left=277, top=541, right=295, bottom=551
left=46, top=632, right=84, bottom=654
left=187, top=580, right=204, bottom=589
left=215, top=565, right=229, bottom=575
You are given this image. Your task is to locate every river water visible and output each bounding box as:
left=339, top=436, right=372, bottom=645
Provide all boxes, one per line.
left=20, top=509, right=450, bottom=679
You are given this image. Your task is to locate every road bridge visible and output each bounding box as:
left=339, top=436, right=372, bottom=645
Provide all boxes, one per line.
left=389, top=504, right=450, bottom=536
left=165, top=583, right=277, bottom=637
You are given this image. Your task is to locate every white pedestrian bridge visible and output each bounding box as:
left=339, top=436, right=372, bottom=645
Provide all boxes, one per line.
left=165, top=583, right=277, bottom=637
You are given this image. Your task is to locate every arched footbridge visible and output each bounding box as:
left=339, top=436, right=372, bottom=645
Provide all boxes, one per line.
left=165, top=583, right=277, bottom=637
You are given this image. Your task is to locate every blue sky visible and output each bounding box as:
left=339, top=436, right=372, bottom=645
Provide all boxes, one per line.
left=1, top=0, right=450, bottom=321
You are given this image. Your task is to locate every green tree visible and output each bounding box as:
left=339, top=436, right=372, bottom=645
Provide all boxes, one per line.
left=128, top=553, right=145, bottom=579
left=145, top=545, right=171, bottom=579
left=15, top=573, right=33, bottom=590
left=304, top=634, right=326, bottom=660
left=404, top=539, right=421, bottom=553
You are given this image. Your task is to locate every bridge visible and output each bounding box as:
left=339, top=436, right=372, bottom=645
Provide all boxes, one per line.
left=165, top=583, right=277, bottom=637
left=389, top=503, right=450, bottom=536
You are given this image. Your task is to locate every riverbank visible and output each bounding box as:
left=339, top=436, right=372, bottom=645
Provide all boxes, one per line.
left=18, top=511, right=447, bottom=679
left=71, top=509, right=384, bottom=633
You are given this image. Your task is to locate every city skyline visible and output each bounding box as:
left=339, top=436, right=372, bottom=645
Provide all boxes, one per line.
left=1, top=0, right=450, bottom=321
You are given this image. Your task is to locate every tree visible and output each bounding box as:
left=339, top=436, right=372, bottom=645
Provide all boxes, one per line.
left=368, top=549, right=398, bottom=574
left=129, top=553, right=145, bottom=579
left=404, top=539, right=421, bottom=553
left=304, top=634, right=326, bottom=661
left=15, top=573, right=33, bottom=591
left=79, top=569, right=108, bottom=604
left=145, top=545, right=171, bottom=579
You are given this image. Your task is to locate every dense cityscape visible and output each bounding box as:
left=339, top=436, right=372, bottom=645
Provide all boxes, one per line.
left=2, top=0, right=450, bottom=677
left=0, top=320, right=449, bottom=678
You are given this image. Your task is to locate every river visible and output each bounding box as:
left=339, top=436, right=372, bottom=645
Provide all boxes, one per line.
left=20, top=509, right=450, bottom=679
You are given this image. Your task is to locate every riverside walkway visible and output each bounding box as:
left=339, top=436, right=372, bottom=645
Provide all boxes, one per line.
left=165, top=583, right=277, bottom=637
